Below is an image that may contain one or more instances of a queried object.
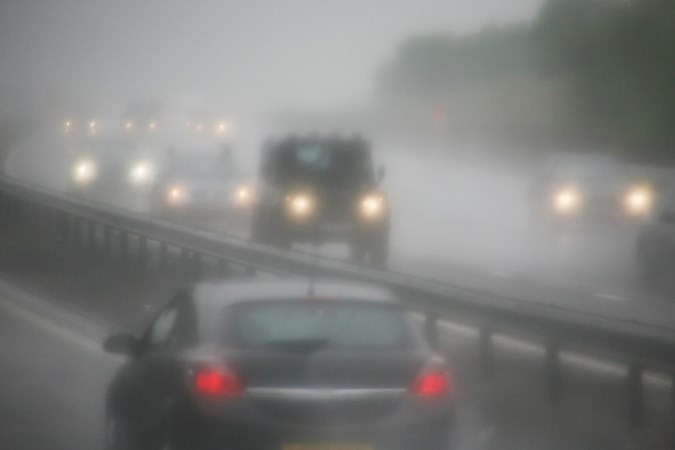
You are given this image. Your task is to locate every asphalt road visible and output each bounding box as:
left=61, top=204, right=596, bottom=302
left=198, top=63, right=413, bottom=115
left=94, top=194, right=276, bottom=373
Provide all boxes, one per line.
left=0, top=292, right=120, bottom=450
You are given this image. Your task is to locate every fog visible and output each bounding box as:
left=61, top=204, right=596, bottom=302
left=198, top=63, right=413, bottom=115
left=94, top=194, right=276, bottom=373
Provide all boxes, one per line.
left=2, top=1, right=675, bottom=449
left=0, top=0, right=542, bottom=111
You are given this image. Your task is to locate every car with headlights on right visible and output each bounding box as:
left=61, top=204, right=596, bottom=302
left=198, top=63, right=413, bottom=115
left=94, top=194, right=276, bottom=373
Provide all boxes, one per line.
left=530, top=154, right=654, bottom=228
left=103, top=279, right=456, bottom=450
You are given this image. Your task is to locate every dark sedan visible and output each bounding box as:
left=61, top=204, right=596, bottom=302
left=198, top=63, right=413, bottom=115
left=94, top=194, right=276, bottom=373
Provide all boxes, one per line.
left=103, top=279, right=455, bottom=450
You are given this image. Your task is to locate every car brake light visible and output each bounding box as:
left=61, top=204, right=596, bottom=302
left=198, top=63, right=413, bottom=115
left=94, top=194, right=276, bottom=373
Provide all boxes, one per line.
left=193, top=367, right=242, bottom=396
left=412, top=370, right=451, bottom=397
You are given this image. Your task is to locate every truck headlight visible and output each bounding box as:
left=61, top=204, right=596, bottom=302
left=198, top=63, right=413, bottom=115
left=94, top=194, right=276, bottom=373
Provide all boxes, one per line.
left=552, top=186, right=581, bottom=215
left=129, top=161, right=155, bottom=185
left=286, top=193, right=315, bottom=218
left=360, top=193, right=386, bottom=219
left=72, top=160, right=97, bottom=185
left=624, top=185, right=653, bottom=216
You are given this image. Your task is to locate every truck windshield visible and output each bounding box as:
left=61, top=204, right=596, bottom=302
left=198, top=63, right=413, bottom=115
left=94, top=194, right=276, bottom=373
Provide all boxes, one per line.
left=274, top=144, right=373, bottom=188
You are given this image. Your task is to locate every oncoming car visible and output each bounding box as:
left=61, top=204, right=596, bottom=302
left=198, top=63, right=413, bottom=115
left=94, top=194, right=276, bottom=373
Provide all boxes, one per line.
left=67, top=138, right=158, bottom=194
left=530, top=154, right=654, bottom=227
left=149, top=148, right=253, bottom=219
left=252, top=135, right=390, bottom=266
left=103, top=279, right=455, bottom=450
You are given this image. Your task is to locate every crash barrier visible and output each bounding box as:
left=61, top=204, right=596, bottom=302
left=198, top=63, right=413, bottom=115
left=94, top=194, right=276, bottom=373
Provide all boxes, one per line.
left=1, top=175, right=674, bottom=428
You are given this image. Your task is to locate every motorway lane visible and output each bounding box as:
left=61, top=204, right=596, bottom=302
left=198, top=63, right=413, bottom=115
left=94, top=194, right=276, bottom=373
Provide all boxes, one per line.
left=0, top=273, right=672, bottom=450
left=0, top=294, right=120, bottom=450
left=8, top=131, right=674, bottom=327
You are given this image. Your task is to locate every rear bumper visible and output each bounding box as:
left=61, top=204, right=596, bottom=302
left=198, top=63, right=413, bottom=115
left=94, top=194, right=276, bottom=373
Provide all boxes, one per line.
left=179, top=398, right=454, bottom=450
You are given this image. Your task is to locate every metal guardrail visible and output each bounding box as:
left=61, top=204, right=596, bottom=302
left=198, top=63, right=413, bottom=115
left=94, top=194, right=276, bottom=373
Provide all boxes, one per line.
left=1, top=174, right=674, bottom=427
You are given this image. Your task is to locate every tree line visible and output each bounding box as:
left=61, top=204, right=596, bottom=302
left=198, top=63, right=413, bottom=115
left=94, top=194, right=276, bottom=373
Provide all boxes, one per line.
left=378, top=0, right=675, bottom=162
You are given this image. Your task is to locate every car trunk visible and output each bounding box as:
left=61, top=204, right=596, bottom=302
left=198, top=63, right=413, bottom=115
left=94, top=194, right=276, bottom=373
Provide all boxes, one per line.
left=227, top=349, right=427, bottom=425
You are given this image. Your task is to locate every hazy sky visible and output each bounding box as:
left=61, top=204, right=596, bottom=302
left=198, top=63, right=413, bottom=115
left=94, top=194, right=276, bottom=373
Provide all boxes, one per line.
left=0, top=0, right=544, bottom=111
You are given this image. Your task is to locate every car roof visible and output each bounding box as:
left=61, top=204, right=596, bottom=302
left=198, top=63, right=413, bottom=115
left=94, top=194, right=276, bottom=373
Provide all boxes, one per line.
left=192, top=278, right=395, bottom=313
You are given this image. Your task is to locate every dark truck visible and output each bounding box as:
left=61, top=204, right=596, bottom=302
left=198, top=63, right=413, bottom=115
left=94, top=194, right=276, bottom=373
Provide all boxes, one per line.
left=251, top=135, right=390, bottom=267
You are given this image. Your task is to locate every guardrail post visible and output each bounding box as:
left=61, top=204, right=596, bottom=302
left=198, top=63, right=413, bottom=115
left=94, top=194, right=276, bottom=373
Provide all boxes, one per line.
left=480, top=327, right=494, bottom=381
left=138, top=236, right=147, bottom=267
left=0, top=194, right=7, bottom=227
left=87, top=221, right=96, bottom=253
left=62, top=214, right=71, bottom=247
left=218, top=259, right=227, bottom=277
left=193, top=253, right=203, bottom=279
left=545, top=342, right=562, bottom=404
left=628, top=363, right=644, bottom=427
left=672, top=373, right=675, bottom=432
left=158, top=242, right=168, bottom=273
left=103, top=226, right=111, bottom=256
left=12, top=196, right=22, bottom=225
left=73, top=218, right=83, bottom=249
left=41, top=205, right=51, bottom=235
left=425, top=313, right=439, bottom=350
left=31, top=202, right=40, bottom=228
left=120, top=231, right=128, bottom=264
left=180, top=249, right=190, bottom=275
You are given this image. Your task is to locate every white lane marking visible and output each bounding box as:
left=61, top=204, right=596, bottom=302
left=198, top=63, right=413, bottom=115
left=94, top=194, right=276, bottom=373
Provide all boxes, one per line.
left=0, top=295, right=102, bottom=354
left=593, top=292, right=629, bottom=302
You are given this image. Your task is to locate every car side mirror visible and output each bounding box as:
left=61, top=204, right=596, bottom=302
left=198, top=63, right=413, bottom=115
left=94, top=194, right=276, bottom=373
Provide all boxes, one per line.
left=103, top=332, right=138, bottom=356
left=377, top=165, right=386, bottom=183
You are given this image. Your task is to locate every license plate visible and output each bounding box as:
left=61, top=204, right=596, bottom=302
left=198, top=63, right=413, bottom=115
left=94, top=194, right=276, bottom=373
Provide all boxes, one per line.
left=282, top=445, right=373, bottom=450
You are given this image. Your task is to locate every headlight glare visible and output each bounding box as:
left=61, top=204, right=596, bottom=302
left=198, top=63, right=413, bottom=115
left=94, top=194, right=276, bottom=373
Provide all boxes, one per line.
left=166, top=185, right=186, bottom=204
left=553, top=186, right=582, bottom=215
left=624, top=185, right=653, bottom=216
left=286, top=193, right=315, bottom=218
left=233, top=185, right=253, bottom=206
left=360, top=194, right=386, bottom=219
left=129, top=161, right=155, bottom=185
left=72, top=160, right=97, bottom=185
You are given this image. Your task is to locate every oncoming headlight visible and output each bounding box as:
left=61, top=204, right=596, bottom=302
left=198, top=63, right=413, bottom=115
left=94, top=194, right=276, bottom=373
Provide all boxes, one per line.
left=166, top=185, right=186, bottom=204
left=360, top=193, right=386, bottom=219
left=72, top=159, right=97, bottom=185
left=215, top=121, right=230, bottom=136
left=552, top=186, right=582, bottom=215
left=624, top=185, right=653, bottom=216
left=233, top=185, right=254, bottom=206
left=285, top=193, right=315, bottom=218
left=129, top=161, right=155, bottom=186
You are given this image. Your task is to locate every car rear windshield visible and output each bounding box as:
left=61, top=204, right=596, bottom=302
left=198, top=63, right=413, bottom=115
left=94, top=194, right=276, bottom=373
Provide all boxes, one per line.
left=224, top=301, right=411, bottom=350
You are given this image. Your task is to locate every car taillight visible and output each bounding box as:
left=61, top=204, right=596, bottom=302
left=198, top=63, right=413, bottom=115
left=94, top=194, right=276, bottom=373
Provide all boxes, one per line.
left=412, top=369, right=452, bottom=397
left=193, top=367, right=242, bottom=396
